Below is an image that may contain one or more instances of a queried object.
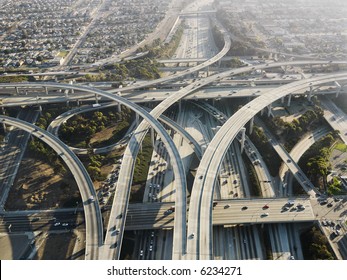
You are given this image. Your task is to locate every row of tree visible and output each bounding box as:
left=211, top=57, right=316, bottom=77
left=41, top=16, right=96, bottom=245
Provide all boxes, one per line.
left=60, top=107, right=133, bottom=148
left=300, top=131, right=341, bottom=194
left=262, top=105, right=325, bottom=150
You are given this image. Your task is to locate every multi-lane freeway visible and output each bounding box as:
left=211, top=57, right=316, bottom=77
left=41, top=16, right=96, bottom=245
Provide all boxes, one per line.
left=1, top=1, right=347, bottom=261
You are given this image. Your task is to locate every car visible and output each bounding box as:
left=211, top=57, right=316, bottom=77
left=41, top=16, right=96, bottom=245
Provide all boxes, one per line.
left=140, top=250, right=143, bottom=257
left=297, top=205, right=305, bottom=211
left=190, top=233, right=195, bottom=238
left=262, top=205, right=269, bottom=210
left=327, top=202, right=333, bottom=208
left=224, top=204, right=230, bottom=209
left=199, top=175, right=203, bottom=179
left=31, top=217, right=40, bottom=222
left=334, top=197, right=340, bottom=202
left=261, top=213, right=269, bottom=218
left=281, top=206, right=289, bottom=212
left=164, top=209, right=173, bottom=215
left=88, top=196, right=95, bottom=202
left=320, top=200, right=328, bottom=205
left=286, top=200, right=295, bottom=206
left=54, top=222, right=61, bottom=226
left=287, top=159, right=291, bottom=163
left=233, top=179, right=238, bottom=184
left=62, top=223, right=69, bottom=226
left=149, top=245, right=153, bottom=251
left=322, top=220, right=328, bottom=226
left=241, top=206, right=248, bottom=211
left=151, top=231, right=155, bottom=237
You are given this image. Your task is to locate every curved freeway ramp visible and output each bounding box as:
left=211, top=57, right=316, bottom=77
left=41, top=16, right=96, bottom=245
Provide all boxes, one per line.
left=0, top=116, right=103, bottom=260
left=0, top=82, right=188, bottom=261
left=187, top=72, right=347, bottom=260
left=47, top=103, right=202, bottom=159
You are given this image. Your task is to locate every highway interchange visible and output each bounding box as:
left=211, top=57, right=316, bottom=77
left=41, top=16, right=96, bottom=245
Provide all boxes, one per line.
left=0, top=0, right=347, bottom=261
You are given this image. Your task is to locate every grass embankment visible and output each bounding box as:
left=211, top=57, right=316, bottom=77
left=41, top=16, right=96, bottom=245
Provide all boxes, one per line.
left=130, top=133, right=153, bottom=203
left=300, top=226, right=335, bottom=260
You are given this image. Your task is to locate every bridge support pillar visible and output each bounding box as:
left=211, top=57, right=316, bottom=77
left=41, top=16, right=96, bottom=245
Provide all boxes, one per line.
left=283, top=65, right=287, bottom=74
left=178, top=100, right=182, bottom=114
left=281, top=96, right=285, bottom=104
left=267, top=104, right=272, bottom=117
left=260, top=108, right=264, bottom=116
left=1, top=107, right=5, bottom=115
left=69, top=80, right=74, bottom=94
left=249, top=117, right=254, bottom=135
left=66, top=100, right=69, bottom=107
left=307, top=86, right=313, bottom=102
left=206, top=66, right=209, bottom=77
left=335, top=81, right=341, bottom=98
left=151, top=128, right=155, bottom=148
left=38, top=105, right=42, bottom=112
left=95, top=94, right=99, bottom=104
left=2, top=122, right=6, bottom=133
left=15, top=87, right=19, bottom=95
left=287, top=94, right=292, bottom=107
left=240, top=127, right=246, bottom=153
left=218, top=60, right=221, bottom=68
left=117, top=103, right=122, bottom=112
left=76, top=99, right=80, bottom=107
left=44, top=87, right=48, bottom=95
left=136, top=113, right=140, bottom=127
left=167, top=157, right=172, bottom=170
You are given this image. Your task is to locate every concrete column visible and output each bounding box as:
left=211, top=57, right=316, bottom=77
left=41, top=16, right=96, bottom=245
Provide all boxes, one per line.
left=76, top=99, right=80, bottom=107
left=38, top=105, right=42, bottom=112
left=206, top=66, right=209, bottom=77
left=307, top=86, right=313, bottom=102
left=15, top=87, right=19, bottom=95
left=178, top=100, right=182, bottom=114
left=66, top=100, right=69, bottom=107
left=95, top=94, right=98, bottom=104
left=281, top=96, right=285, bottom=104
left=69, top=80, right=74, bottom=94
left=260, top=108, right=264, bottom=116
left=117, top=103, right=122, bottom=113
left=45, top=87, right=48, bottom=95
left=135, top=113, right=139, bottom=127
left=287, top=94, right=292, bottom=107
left=167, top=157, right=172, bottom=170
left=1, top=107, right=5, bottom=115
left=151, top=128, right=155, bottom=148
left=267, top=104, right=272, bottom=117
left=335, top=81, right=341, bottom=98
left=240, top=127, right=246, bottom=153
left=249, top=117, right=254, bottom=135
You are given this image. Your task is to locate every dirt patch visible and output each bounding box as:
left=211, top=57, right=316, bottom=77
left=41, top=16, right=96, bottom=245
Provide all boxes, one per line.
left=34, top=232, right=77, bottom=260
left=6, top=158, right=80, bottom=210
left=89, top=124, right=118, bottom=146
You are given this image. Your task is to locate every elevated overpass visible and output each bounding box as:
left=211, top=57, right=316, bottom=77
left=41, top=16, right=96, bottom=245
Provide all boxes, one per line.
left=0, top=116, right=103, bottom=260
left=187, top=72, right=347, bottom=259
left=0, top=82, right=189, bottom=261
